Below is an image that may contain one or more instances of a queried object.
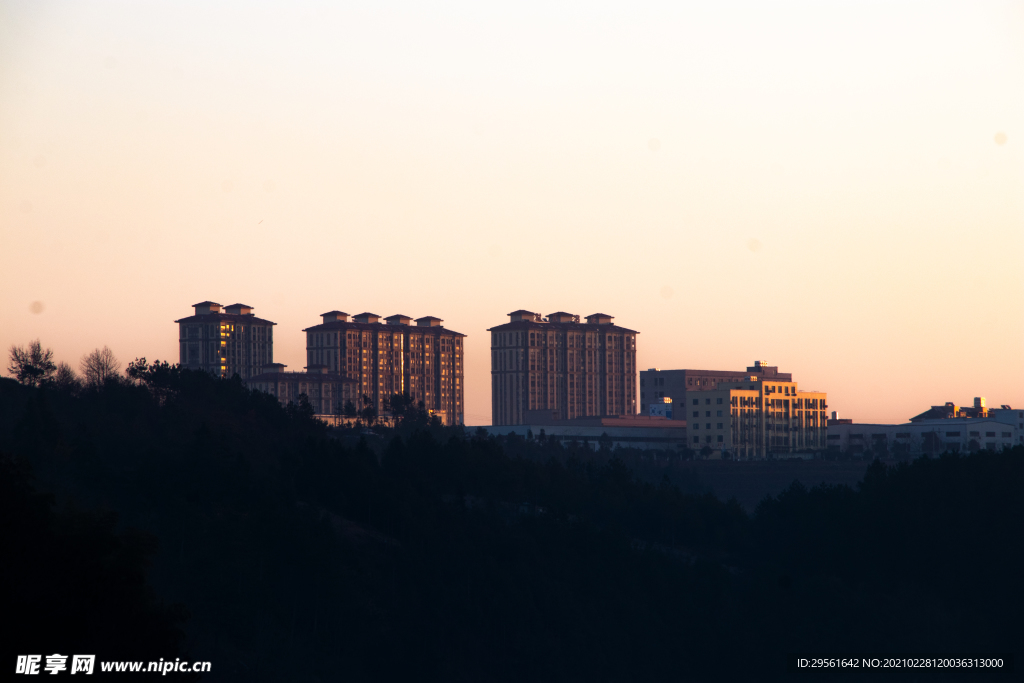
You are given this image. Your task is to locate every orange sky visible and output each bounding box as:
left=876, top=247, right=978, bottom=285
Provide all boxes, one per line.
left=2, top=0, right=1022, bottom=425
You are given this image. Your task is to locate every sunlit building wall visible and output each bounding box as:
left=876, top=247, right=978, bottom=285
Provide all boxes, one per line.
left=696, top=378, right=828, bottom=459
left=640, top=361, right=793, bottom=418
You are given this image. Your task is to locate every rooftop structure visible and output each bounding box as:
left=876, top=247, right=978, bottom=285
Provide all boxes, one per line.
left=910, top=397, right=1003, bottom=422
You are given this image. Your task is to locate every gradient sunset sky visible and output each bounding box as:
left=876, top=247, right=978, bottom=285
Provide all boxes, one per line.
left=1, top=0, right=1021, bottom=425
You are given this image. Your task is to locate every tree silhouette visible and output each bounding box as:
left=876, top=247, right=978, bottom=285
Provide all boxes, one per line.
left=7, top=340, right=56, bottom=387
left=2, top=370, right=1022, bottom=681
left=360, top=393, right=377, bottom=423
left=80, top=346, right=120, bottom=387
left=52, top=362, right=82, bottom=392
left=1, top=454, right=188, bottom=662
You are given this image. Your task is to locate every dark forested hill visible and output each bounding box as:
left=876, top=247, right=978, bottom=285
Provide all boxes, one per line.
left=1, top=369, right=1021, bottom=681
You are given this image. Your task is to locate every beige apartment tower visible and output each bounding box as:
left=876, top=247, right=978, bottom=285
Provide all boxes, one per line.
left=302, top=312, right=465, bottom=425
left=489, top=311, right=638, bottom=426
left=175, top=302, right=275, bottom=379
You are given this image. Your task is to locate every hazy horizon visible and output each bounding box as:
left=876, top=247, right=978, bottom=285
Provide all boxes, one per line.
left=2, top=0, right=1022, bottom=425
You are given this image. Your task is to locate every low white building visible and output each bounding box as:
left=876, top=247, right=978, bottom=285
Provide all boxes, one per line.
left=826, top=417, right=1018, bottom=456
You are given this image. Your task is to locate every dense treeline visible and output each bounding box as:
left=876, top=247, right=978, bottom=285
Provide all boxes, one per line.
left=1, top=365, right=1021, bottom=681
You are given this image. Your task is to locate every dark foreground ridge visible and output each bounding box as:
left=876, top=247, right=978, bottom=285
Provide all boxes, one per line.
left=1, top=366, right=1021, bottom=681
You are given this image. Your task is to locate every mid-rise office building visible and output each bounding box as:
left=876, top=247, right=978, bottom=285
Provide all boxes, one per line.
left=696, top=377, right=827, bottom=458
left=640, top=361, right=792, bottom=418
left=175, top=301, right=275, bottom=379
left=489, top=310, right=638, bottom=426
left=302, top=311, right=465, bottom=425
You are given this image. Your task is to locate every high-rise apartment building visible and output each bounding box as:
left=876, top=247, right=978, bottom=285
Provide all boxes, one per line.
left=175, top=302, right=275, bottom=379
left=639, top=361, right=792, bottom=418
left=302, top=312, right=465, bottom=425
left=489, top=310, right=638, bottom=426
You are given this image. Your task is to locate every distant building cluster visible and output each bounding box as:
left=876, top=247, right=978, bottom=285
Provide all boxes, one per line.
left=176, top=301, right=1019, bottom=459
left=176, top=302, right=464, bottom=425
left=484, top=311, right=827, bottom=459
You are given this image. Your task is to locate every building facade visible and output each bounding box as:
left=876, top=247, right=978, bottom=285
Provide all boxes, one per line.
left=826, top=419, right=1018, bottom=456
left=301, top=311, right=465, bottom=425
left=489, top=310, right=638, bottom=426
left=694, top=377, right=828, bottom=459
left=639, top=361, right=792, bottom=418
left=480, top=415, right=688, bottom=451
left=175, top=301, right=275, bottom=379
left=245, top=363, right=359, bottom=416
left=827, top=397, right=1023, bottom=456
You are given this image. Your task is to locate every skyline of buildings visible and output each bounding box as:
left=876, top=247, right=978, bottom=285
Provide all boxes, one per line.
left=171, top=300, right=1019, bottom=456
left=6, top=2, right=1020, bottom=447
left=175, top=302, right=466, bottom=425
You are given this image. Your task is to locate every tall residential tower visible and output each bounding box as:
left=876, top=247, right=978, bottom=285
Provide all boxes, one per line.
left=302, top=311, right=465, bottom=425
left=175, top=302, right=275, bottom=379
left=489, top=310, right=638, bottom=426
